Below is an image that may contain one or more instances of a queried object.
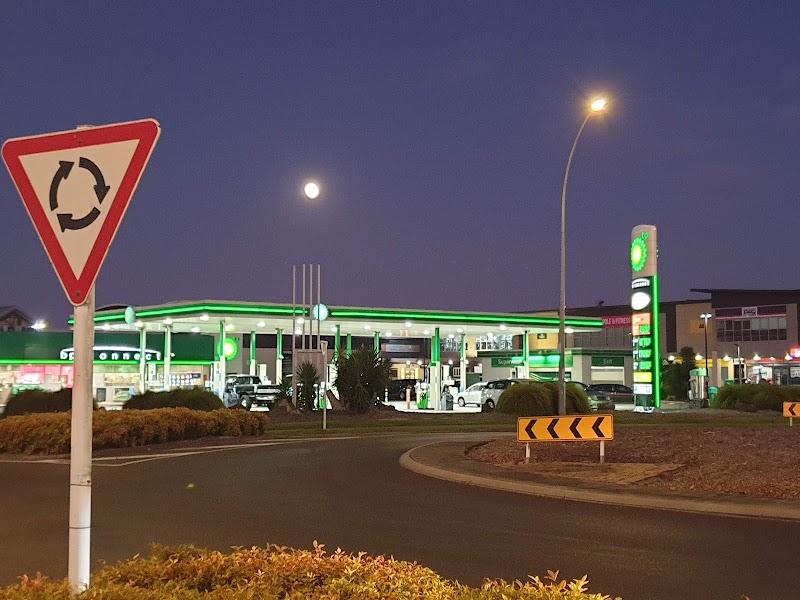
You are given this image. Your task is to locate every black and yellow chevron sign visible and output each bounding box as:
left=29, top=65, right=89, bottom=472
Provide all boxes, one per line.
left=517, top=415, right=614, bottom=442
left=784, top=402, right=800, bottom=418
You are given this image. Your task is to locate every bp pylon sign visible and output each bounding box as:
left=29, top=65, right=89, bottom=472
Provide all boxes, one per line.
left=631, top=225, right=661, bottom=411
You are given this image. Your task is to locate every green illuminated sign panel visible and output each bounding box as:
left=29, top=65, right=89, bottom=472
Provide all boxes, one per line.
left=491, top=355, right=572, bottom=368
left=591, top=356, right=625, bottom=367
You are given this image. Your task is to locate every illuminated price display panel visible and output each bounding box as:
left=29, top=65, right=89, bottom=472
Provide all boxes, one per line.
left=631, top=225, right=661, bottom=411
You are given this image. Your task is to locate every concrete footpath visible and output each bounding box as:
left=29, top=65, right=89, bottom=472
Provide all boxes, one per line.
left=400, top=438, right=800, bottom=522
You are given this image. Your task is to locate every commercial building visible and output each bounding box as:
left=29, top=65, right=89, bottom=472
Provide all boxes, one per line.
left=525, top=288, right=800, bottom=389
left=0, top=330, right=215, bottom=404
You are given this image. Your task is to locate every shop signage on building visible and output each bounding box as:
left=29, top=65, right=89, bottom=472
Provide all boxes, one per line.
left=0, top=331, right=214, bottom=364
left=601, top=315, right=632, bottom=328
left=630, top=225, right=662, bottom=411
left=715, top=305, right=786, bottom=319
left=59, top=345, right=161, bottom=362
left=591, top=356, right=625, bottom=367
left=491, top=355, right=572, bottom=368
left=382, top=343, right=421, bottom=353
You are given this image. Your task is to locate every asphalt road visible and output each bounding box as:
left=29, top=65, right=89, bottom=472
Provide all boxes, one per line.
left=2, top=433, right=800, bottom=599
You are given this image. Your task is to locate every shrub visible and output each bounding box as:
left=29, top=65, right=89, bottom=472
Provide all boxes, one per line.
left=334, top=347, right=392, bottom=413
left=713, top=384, right=800, bottom=412
left=124, top=388, right=223, bottom=411
left=496, top=382, right=591, bottom=416
left=496, top=383, right=552, bottom=416
left=0, top=544, right=619, bottom=599
left=2, top=388, right=74, bottom=417
left=0, top=408, right=268, bottom=455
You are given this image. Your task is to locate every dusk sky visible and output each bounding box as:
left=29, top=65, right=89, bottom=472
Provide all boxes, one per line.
left=2, top=2, right=798, bottom=328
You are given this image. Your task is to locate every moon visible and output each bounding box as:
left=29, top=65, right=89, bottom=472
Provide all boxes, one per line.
left=304, top=181, right=320, bottom=199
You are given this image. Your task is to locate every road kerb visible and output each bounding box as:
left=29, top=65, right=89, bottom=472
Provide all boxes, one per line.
left=399, top=441, right=800, bottom=522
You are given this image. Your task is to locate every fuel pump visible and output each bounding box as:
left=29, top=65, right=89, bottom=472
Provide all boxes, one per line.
left=689, top=368, right=707, bottom=406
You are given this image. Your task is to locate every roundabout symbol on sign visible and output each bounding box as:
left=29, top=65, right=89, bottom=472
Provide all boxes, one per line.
left=49, top=157, right=111, bottom=231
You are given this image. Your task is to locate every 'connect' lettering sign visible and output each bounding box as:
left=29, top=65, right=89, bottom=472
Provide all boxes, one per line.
left=59, top=345, right=161, bottom=362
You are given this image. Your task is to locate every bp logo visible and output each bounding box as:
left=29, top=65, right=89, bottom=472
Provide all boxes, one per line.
left=630, top=235, right=648, bottom=272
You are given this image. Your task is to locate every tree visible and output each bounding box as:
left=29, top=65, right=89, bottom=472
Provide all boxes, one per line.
left=296, top=361, right=320, bottom=411
left=663, top=346, right=697, bottom=399
left=333, top=346, right=392, bottom=413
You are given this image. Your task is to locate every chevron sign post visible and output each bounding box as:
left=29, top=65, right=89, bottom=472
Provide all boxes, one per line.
left=517, top=415, right=614, bottom=464
left=784, top=402, right=800, bottom=427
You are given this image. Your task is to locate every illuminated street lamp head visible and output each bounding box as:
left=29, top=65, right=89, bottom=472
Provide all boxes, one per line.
left=31, top=320, right=47, bottom=331
left=591, top=98, right=608, bottom=112
left=304, top=181, right=320, bottom=200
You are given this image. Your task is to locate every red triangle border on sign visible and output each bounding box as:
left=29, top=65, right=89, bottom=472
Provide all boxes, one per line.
left=2, top=119, right=160, bottom=305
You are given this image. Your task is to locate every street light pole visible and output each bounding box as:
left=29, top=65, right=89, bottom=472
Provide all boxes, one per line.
left=558, top=98, right=607, bottom=415
left=700, top=312, right=712, bottom=407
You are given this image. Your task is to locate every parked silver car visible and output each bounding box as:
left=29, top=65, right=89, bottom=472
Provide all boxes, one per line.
left=480, top=379, right=519, bottom=410
left=457, top=381, right=487, bottom=407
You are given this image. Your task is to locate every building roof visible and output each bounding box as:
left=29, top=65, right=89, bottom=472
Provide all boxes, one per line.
left=0, top=306, right=32, bottom=323
left=520, top=297, right=709, bottom=317
left=80, top=299, right=605, bottom=337
left=691, top=289, right=800, bottom=294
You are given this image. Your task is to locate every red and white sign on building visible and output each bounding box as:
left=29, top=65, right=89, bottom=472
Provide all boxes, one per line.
left=2, top=119, right=160, bottom=305
left=602, top=315, right=632, bottom=328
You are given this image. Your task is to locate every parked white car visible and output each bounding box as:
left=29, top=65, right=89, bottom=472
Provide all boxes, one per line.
left=457, top=381, right=487, bottom=407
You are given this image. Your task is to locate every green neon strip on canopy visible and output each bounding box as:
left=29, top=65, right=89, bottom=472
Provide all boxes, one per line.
left=79, top=302, right=603, bottom=329
left=81, top=303, right=307, bottom=324
left=327, top=308, right=602, bottom=328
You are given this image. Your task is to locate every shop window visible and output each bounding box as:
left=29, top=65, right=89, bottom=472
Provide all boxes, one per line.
left=440, top=338, right=461, bottom=352
left=714, top=318, right=786, bottom=342
left=474, top=335, right=513, bottom=351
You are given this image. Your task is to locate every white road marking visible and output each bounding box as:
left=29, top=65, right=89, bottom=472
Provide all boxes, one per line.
left=0, top=436, right=357, bottom=467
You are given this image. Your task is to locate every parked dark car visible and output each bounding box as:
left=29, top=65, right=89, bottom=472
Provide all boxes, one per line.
left=387, top=378, right=417, bottom=403
left=224, top=374, right=282, bottom=410
left=586, top=383, right=634, bottom=403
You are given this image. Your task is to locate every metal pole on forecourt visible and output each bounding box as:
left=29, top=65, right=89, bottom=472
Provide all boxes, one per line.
left=69, top=286, right=95, bottom=593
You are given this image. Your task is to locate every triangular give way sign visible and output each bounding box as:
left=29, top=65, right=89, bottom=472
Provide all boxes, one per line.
left=2, top=119, right=160, bottom=305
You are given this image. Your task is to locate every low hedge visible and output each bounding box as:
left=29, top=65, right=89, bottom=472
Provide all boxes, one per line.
left=712, top=383, right=800, bottom=412
left=3, top=388, right=74, bottom=417
left=0, top=544, right=618, bottom=599
left=0, top=408, right=269, bottom=455
left=496, top=382, right=591, bottom=416
left=124, top=388, right=224, bottom=411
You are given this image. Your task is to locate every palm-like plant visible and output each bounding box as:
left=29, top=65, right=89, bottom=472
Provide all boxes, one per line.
left=296, top=361, right=320, bottom=411
left=334, top=347, right=392, bottom=413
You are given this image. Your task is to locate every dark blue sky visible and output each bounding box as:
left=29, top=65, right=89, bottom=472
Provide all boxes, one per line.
left=2, top=2, right=798, bottom=327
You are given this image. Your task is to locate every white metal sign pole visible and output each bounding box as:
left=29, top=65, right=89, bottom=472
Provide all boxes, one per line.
left=68, top=286, right=95, bottom=593
left=319, top=264, right=326, bottom=430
